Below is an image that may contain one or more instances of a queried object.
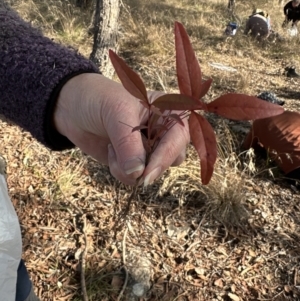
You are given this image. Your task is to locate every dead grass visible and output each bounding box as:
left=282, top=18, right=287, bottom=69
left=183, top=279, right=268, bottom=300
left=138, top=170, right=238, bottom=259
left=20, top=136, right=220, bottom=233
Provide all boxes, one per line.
left=119, top=0, right=300, bottom=97
left=13, top=0, right=93, bottom=56
left=2, top=0, right=300, bottom=300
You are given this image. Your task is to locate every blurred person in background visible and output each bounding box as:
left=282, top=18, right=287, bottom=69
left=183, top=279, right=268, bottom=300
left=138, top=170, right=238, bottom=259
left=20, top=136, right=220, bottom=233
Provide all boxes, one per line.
left=282, top=0, right=300, bottom=28
left=244, top=8, right=284, bottom=42
left=244, top=9, right=272, bottom=40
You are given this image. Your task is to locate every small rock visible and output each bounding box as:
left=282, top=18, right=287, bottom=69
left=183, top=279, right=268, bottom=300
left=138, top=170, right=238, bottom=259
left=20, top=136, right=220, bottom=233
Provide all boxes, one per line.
left=132, top=283, right=145, bottom=297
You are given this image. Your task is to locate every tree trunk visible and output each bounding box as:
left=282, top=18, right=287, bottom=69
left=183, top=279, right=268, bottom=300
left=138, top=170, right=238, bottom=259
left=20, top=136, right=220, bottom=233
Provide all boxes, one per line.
left=90, top=0, right=120, bottom=79
left=228, top=0, right=235, bottom=11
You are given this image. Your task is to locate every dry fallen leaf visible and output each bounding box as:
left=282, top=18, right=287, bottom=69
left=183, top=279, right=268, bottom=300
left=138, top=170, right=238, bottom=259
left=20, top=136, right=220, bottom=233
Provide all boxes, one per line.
left=284, top=285, right=291, bottom=293
left=228, top=293, right=240, bottom=301
left=194, top=267, right=205, bottom=275
left=231, top=284, right=236, bottom=293
left=248, top=249, right=256, bottom=257
left=216, top=246, right=228, bottom=256
left=214, top=278, right=224, bottom=287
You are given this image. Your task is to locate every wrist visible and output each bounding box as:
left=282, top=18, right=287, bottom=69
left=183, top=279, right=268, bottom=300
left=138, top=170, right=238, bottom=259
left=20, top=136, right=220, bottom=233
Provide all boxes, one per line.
left=45, top=72, right=95, bottom=150
left=53, top=77, right=75, bottom=138
left=53, top=72, right=97, bottom=140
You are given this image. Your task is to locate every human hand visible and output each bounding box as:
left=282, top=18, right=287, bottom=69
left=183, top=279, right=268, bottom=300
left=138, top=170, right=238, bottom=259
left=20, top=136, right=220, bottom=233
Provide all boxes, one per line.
left=54, top=73, right=190, bottom=186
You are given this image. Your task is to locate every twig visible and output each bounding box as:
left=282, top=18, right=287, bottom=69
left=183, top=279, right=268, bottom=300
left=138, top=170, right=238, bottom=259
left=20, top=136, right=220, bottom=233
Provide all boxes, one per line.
left=117, top=227, right=129, bottom=301
left=122, top=184, right=139, bottom=218
left=189, top=211, right=207, bottom=239
left=183, top=240, right=203, bottom=256
left=81, top=215, right=89, bottom=301
left=119, top=0, right=130, bottom=15
left=113, top=176, right=143, bottom=237
left=112, top=184, right=137, bottom=238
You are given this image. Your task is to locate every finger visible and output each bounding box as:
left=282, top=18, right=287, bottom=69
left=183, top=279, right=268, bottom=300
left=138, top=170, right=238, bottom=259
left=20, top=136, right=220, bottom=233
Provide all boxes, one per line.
left=171, top=148, right=187, bottom=166
left=108, top=144, right=137, bottom=185
left=103, top=99, right=147, bottom=181
left=64, top=129, right=110, bottom=164
left=143, top=118, right=190, bottom=186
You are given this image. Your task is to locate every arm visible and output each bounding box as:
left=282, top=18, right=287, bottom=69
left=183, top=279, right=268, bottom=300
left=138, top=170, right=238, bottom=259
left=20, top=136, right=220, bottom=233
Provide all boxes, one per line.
left=0, top=3, right=190, bottom=186
left=0, top=3, right=99, bottom=150
left=283, top=2, right=289, bottom=16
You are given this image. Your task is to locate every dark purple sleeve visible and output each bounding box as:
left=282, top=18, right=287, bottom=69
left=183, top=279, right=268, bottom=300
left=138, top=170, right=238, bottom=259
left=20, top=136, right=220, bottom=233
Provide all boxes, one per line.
left=0, top=3, right=100, bottom=150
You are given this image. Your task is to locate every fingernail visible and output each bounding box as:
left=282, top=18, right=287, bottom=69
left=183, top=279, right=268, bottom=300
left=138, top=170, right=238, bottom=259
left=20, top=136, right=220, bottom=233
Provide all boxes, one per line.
left=144, top=167, right=162, bottom=187
left=124, top=158, right=145, bottom=175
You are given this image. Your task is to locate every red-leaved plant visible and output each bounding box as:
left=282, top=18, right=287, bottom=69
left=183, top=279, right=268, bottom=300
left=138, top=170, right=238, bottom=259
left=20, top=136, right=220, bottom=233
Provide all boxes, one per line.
left=109, top=22, right=284, bottom=185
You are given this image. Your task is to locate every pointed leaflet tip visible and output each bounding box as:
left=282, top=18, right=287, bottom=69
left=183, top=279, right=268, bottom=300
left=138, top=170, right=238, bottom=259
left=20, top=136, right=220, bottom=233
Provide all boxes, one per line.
left=189, top=112, right=217, bottom=185
left=109, top=50, right=149, bottom=104
left=174, top=22, right=203, bottom=99
left=199, top=78, right=213, bottom=100
left=168, top=113, right=185, bottom=126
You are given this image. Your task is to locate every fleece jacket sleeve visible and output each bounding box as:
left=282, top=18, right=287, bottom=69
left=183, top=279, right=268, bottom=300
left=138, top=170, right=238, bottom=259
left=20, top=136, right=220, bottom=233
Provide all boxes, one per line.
left=0, top=2, right=100, bottom=150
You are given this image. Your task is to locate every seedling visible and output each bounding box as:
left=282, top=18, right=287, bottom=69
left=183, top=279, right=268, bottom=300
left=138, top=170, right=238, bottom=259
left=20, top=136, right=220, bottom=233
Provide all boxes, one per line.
left=109, top=22, right=284, bottom=185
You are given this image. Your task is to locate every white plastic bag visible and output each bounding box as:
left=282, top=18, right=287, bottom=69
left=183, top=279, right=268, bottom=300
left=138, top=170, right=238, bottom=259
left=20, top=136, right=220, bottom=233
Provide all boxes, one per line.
left=0, top=173, right=22, bottom=301
left=288, top=26, right=298, bottom=37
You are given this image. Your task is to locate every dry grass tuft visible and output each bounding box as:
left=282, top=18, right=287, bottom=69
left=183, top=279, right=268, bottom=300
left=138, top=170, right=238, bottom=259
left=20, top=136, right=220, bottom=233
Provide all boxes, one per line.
left=13, top=0, right=93, bottom=56
left=197, top=122, right=255, bottom=230
left=200, top=166, right=250, bottom=230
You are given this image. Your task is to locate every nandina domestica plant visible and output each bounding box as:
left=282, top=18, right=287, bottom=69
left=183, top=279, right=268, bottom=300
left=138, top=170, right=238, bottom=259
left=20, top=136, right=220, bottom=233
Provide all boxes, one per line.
left=109, top=22, right=284, bottom=185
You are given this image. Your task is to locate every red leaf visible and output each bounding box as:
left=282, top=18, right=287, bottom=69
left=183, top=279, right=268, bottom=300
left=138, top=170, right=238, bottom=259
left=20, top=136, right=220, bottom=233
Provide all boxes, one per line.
left=152, top=94, right=206, bottom=111
left=207, top=94, right=284, bottom=120
left=199, top=78, right=213, bottom=100
left=139, top=100, right=150, bottom=110
left=151, top=124, right=169, bottom=133
left=150, top=105, right=163, bottom=116
left=189, top=112, right=217, bottom=185
left=109, top=50, right=149, bottom=104
left=149, top=112, right=161, bottom=129
left=175, top=22, right=202, bottom=99
left=168, top=113, right=185, bottom=126
left=132, top=125, right=148, bottom=132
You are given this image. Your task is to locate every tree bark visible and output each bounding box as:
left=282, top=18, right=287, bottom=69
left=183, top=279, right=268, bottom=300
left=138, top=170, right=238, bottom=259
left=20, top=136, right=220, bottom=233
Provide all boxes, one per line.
left=228, top=0, right=235, bottom=11
left=90, top=0, right=120, bottom=79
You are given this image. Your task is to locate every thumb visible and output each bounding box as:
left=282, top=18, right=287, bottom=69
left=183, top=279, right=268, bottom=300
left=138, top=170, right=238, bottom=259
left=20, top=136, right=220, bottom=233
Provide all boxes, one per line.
left=104, top=101, right=147, bottom=184
left=108, top=142, right=145, bottom=185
